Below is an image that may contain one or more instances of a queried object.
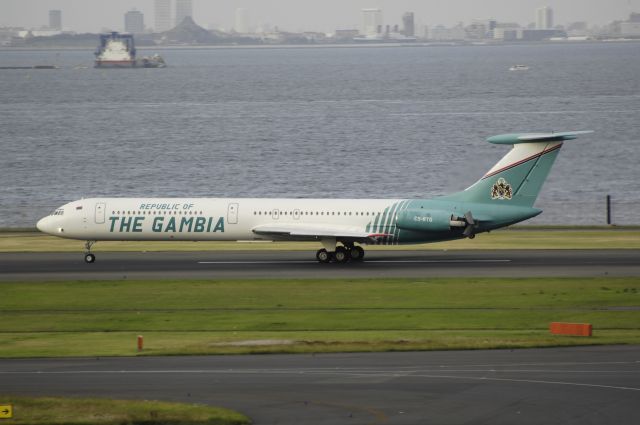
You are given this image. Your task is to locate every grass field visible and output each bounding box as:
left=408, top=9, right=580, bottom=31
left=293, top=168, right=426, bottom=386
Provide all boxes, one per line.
left=1, top=228, right=640, bottom=252
left=0, top=395, right=249, bottom=425
left=1, top=277, right=639, bottom=357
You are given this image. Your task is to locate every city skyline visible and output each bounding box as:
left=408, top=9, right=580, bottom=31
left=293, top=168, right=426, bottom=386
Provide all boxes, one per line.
left=2, top=0, right=638, bottom=33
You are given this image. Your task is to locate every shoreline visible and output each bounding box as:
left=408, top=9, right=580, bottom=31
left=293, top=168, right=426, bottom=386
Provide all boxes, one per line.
left=2, top=38, right=639, bottom=52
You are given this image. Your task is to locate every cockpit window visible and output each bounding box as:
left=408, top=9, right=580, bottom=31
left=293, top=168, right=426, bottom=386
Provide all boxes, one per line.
left=51, top=209, right=64, bottom=216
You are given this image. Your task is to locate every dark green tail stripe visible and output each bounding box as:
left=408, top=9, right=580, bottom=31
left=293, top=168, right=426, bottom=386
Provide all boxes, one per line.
left=385, top=201, right=401, bottom=245
left=378, top=206, right=390, bottom=243
left=393, top=200, right=410, bottom=245
left=371, top=211, right=380, bottom=239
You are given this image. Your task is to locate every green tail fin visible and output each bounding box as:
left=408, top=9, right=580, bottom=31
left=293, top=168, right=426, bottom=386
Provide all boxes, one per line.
left=441, top=131, right=591, bottom=207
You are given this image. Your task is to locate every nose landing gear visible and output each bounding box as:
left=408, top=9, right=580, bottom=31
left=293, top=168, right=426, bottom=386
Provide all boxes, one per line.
left=84, top=241, right=96, bottom=263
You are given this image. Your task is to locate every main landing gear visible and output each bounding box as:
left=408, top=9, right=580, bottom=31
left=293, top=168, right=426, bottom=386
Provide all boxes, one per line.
left=84, top=241, right=96, bottom=263
left=316, top=244, right=365, bottom=264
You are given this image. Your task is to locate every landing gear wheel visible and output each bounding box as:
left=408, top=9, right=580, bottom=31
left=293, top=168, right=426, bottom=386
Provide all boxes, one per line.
left=334, top=246, right=350, bottom=263
left=349, top=246, right=365, bottom=262
left=316, top=248, right=331, bottom=264
left=84, top=241, right=96, bottom=264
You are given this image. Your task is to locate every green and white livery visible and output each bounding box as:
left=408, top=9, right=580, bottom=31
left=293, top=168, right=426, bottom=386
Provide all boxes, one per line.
left=36, top=130, right=592, bottom=263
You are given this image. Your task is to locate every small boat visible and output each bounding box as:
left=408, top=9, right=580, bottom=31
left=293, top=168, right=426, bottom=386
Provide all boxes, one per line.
left=139, top=54, right=166, bottom=68
left=509, top=64, right=529, bottom=71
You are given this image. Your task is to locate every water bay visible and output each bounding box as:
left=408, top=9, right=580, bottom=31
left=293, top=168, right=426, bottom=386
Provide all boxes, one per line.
left=1, top=42, right=639, bottom=226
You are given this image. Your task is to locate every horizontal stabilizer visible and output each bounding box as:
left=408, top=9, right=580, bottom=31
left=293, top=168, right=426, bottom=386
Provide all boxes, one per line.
left=487, top=130, right=593, bottom=144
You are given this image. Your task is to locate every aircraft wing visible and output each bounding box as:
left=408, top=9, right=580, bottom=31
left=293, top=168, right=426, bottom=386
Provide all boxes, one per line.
left=251, top=223, right=392, bottom=243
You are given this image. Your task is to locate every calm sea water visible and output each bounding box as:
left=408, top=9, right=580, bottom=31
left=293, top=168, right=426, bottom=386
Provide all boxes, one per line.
left=1, top=43, right=639, bottom=227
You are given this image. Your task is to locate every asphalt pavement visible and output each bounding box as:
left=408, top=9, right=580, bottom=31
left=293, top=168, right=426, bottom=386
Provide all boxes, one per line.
left=1, top=346, right=638, bottom=424
left=1, top=249, right=639, bottom=280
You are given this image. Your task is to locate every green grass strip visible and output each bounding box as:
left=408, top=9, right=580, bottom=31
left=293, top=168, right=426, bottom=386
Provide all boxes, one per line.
left=0, top=395, right=249, bottom=425
left=1, top=277, right=638, bottom=357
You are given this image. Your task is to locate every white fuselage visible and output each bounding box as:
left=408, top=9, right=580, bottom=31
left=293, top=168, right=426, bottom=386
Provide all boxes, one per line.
left=37, top=197, right=405, bottom=243
left=34, top=131, right=593, bottom=263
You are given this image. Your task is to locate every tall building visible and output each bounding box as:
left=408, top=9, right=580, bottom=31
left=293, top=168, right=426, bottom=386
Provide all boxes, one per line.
left=235, top=8, right=250, bottom=33
left=124, top=9, right=144, bottom=34
left=361, top=9, right=383, bottom=36
left=175, top=0, right=193, bottom=26
left=402, top=12, right=415, bottom=36
left=49, top=10, right=62, bottom=31
left=536, top=6, right=553, bottom=29
left=155, top=0, right=172, bottom=32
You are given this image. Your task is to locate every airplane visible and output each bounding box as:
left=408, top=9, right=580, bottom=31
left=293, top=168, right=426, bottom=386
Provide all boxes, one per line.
left=36, top=130, right=592, bottom=264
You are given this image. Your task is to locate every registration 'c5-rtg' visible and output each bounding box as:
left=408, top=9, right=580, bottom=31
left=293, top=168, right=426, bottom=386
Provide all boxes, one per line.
left=37, top=131, right=592, bottom=264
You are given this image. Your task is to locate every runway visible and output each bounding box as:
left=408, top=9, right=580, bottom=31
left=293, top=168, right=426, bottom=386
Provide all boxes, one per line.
left=1, top=249, right=639, bottom=280
left=1, top=346, right=638, bottom=424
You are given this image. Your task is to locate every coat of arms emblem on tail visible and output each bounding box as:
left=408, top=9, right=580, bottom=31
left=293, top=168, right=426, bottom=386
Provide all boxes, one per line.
left=491, top=178, right=513, bottom=200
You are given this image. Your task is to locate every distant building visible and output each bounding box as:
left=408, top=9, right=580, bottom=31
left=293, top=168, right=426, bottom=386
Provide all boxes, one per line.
left=175, top=0, right=193, bottom=26
left=465, top=21, right=487, bottom=39
left=494, top=28, right=520, bottom=41
left=536, top=6, right=553, bottom=29
left=155, top=0, right=172, bottom=32
left=361, top=8, right=382, bottom=36
left=402, top=12, right=415, bottom=36
left=235, top=8, right=250, bottom=33
left=621, top=22, right=640, bottom=36
left=521, top=28, right=565, bottom=41
left=493, top=23, right=521, bottom=40
left=49, top=10, right=62, bottom=31
left=124, top=9, right=144, bottom=34
left=303, top=32, right=326, bottom=42
left=567, top=21, right=588, bottom=32
left=428, top=25, right=465, bottom=41
left=334, top=29, right=359, bottom=41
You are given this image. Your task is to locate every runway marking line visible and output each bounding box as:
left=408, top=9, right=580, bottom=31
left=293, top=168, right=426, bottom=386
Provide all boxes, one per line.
left=3, top=368, right=638, bottom=392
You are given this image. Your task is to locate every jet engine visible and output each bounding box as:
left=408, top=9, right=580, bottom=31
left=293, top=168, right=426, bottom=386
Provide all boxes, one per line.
left=397, top=209, right=479, bottom=238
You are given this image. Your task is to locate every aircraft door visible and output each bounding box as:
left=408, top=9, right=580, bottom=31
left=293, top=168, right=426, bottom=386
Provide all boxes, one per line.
left=227, top=203, right=239, bottom=224
left=95, top=202, right=106, bottom=224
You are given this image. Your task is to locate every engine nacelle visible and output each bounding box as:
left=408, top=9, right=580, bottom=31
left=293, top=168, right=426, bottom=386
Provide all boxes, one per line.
left=396, top=209, right=457, bottom=233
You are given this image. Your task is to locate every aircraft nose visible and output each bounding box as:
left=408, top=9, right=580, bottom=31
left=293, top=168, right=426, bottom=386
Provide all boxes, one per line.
left=36, top=216, right=54, bottom=234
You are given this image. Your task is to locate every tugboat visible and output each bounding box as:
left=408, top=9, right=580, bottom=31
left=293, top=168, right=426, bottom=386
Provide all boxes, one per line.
left=94, top=32, right=166, bottom=68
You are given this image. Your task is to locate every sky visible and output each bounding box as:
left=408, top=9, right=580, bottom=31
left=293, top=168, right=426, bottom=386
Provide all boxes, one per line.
left=1, top=0, right=638, bottom=33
